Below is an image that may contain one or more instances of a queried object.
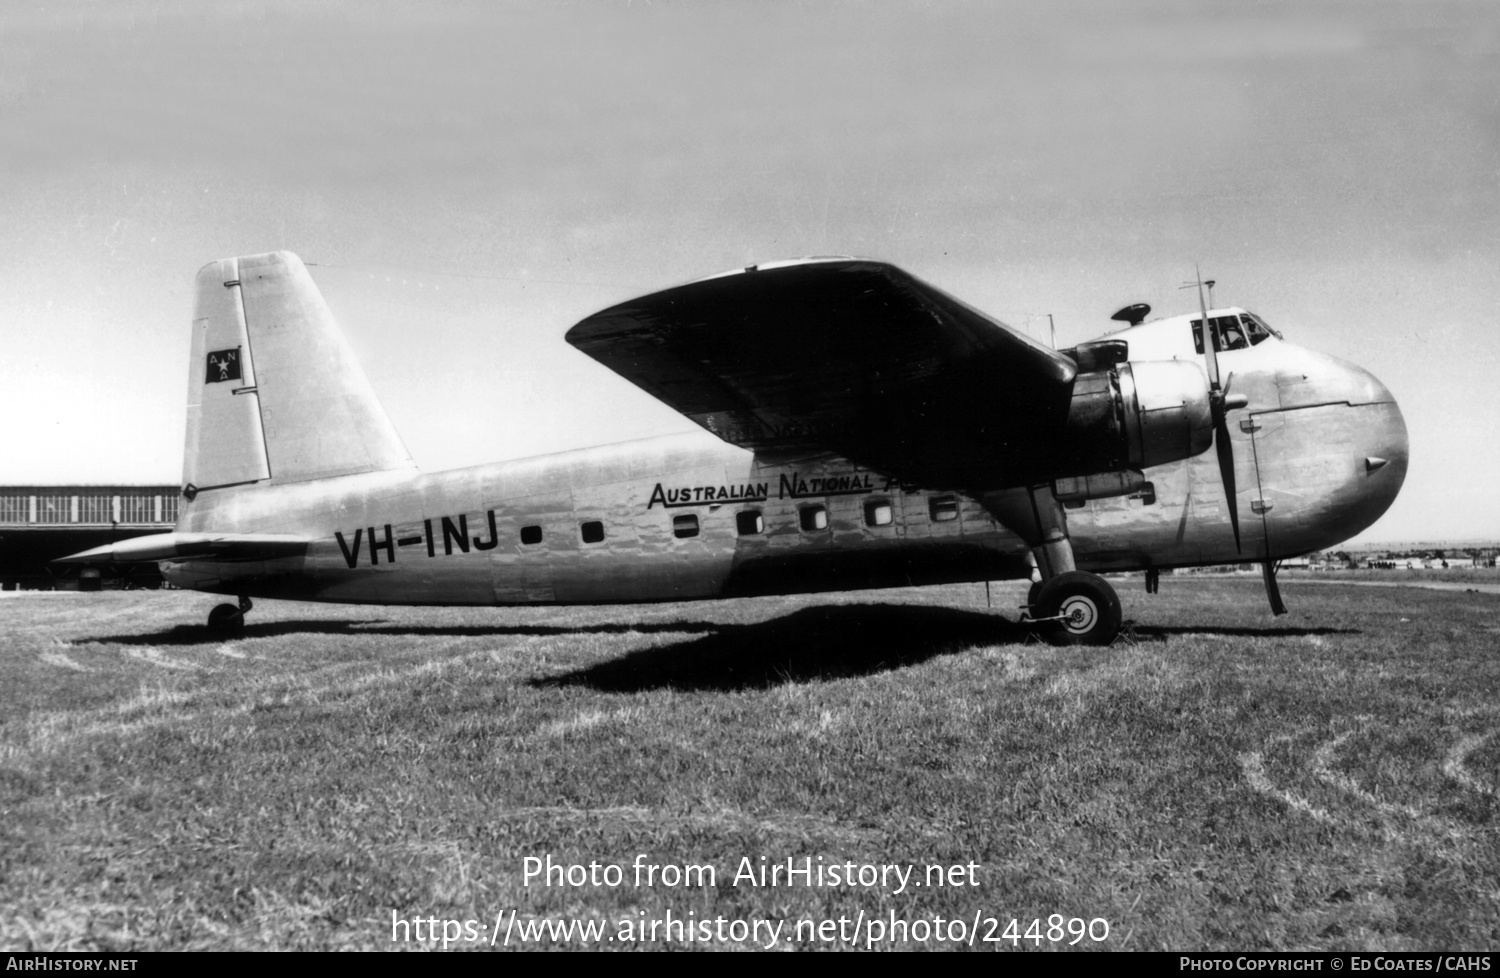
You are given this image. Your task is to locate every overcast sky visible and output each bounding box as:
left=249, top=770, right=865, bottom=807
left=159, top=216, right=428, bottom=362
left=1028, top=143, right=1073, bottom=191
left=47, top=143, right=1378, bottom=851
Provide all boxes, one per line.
left=2, top=1, right=1496, bottom=543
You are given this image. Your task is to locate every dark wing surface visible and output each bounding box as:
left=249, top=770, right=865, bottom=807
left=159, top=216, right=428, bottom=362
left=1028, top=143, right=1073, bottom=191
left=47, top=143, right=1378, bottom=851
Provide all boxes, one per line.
left=567, top=259, right=1078, bottom=490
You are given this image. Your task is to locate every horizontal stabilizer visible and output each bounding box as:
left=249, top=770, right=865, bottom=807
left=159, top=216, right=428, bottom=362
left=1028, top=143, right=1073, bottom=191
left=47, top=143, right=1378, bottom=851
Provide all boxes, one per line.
left=53, top=532, right=310, bottom=565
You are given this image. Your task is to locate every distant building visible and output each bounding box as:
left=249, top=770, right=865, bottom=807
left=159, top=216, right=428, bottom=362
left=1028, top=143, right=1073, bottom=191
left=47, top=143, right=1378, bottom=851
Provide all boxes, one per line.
left=0, top=485, right=178, bottom=589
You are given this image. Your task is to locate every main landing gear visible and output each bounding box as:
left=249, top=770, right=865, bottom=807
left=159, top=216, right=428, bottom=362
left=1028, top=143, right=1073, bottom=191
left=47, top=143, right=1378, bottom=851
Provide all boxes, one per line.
left=986, top=484, right=1124, bottom=647
left=207, top=596, right=252, bottom=636
left=1026, top=571, right=1123, bottom=646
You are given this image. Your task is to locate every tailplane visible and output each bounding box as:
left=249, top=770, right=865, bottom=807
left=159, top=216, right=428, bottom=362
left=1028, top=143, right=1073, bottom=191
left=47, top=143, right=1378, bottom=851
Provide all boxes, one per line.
left=183, top=252, right=415, bottom=498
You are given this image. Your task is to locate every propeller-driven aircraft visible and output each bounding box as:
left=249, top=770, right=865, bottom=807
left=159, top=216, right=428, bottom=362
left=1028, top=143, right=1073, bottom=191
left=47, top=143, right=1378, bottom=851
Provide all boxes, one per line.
left=57, top=252, right=1408, bottom=644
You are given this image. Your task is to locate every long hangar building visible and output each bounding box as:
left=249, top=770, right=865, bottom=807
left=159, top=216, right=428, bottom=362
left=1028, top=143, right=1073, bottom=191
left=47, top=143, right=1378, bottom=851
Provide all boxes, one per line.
left=0, top=485, right=178, bottom=589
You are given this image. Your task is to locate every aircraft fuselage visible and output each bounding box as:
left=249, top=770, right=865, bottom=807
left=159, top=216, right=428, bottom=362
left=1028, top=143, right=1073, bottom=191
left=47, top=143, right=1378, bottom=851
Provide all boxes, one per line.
left=164, top=330, right=1406, bottom=606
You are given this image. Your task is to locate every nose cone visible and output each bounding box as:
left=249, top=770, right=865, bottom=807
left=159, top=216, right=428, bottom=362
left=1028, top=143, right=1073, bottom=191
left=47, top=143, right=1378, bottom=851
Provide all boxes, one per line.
left=1251, top=345, right=1408, bottom=552
left=1347, top=364, right=1408, bottom=534
left=1304, top=350, right=1408, bottom=542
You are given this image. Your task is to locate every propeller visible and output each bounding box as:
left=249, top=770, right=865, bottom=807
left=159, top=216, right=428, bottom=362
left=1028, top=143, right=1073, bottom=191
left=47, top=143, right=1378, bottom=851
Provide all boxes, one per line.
left=1188, top=267, right=1241, bottom=554
left=1186, top=268, right=1285, bottom=615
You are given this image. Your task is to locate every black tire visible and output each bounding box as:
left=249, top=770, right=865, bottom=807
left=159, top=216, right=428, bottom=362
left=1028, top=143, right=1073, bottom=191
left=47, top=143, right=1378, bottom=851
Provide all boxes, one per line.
left=1026, top=579, right=1043, bottom=612
left=1035, top=571, right=1121, bottom=646
left=207, top=603, right=244, bottom=636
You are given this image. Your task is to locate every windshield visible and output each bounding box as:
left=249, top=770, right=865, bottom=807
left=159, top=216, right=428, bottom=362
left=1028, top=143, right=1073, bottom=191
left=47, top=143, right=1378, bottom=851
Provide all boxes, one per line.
left=1191, top=314, right=1250, bottom=353
left=1190, top=312, right=1281, bottom=352
left=1241, top=311, right=1281, bottom=342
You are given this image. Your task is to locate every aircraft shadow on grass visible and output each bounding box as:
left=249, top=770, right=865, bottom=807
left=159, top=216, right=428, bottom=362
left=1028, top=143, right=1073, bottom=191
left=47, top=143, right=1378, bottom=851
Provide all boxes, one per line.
left=536, top=607, right=1363, bottom=692
left=74, top=604, right=1361, bottom=693
left=1132, top=624, right=1359, bottom=639
left=535, top=603, right=1027, bottom=692
left=76, top=603, right=1021, bottom=690
left=75, top=619, right=723, bottom=647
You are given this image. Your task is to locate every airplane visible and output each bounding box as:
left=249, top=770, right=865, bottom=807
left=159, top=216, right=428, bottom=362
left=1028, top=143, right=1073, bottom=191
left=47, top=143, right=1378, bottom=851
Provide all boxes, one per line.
left=56, top=251, right=1408, bottom=645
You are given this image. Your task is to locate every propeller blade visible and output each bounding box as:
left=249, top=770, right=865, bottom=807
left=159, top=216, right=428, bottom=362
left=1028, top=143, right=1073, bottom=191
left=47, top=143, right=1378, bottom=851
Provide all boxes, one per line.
left=1194, top=264, right=1222, bottom=390
left=1214, top=412, right=1242, bottom=553
left=1191, top=267, right=1241, bottom=553
left=1262, top=560, right=1288, bottom=616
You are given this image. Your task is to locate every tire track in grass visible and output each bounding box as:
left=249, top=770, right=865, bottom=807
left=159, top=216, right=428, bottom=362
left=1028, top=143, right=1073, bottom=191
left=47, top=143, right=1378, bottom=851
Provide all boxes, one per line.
left=122, top=646, right=199, bottom=671
left=1, top=684, right=198, bottom=763
left=1243, top=724, right=1495, bottom=858
left=1238, top=742, right=1336, bottom=825
left=1443, top=730, right=1497, bottom=797
left=3, top=646, right=502, bottom=762
left=1310, top=729, right=1467, bottom=846
left=38, top=651, right=90, bottom=672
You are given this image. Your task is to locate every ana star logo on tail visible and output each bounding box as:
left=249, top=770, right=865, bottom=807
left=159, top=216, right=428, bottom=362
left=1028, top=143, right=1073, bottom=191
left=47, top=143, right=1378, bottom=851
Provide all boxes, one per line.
left=206, top=348, right=241, bottom=383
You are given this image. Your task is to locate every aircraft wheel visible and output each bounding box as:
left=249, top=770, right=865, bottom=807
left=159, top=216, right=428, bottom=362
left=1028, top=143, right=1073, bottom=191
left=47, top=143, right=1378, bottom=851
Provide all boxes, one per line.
left=207, top=603, right=245, bottom=636
left=1035, top=571, right=1121, bottom=647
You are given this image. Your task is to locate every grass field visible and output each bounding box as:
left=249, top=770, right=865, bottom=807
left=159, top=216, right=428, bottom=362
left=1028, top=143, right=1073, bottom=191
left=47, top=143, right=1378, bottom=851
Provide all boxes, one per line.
left=2, top=578, right=1497, bottom=951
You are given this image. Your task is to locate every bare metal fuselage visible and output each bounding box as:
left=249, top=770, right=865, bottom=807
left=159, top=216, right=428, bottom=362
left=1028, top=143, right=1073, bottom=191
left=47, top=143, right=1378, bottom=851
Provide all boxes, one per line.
left=165, top=332, right=1407, bottom=606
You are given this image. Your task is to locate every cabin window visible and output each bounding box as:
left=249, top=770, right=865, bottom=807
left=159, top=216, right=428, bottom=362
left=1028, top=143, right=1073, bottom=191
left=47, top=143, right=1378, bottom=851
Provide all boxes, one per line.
left=580, top=520, right=605, bottom=544
left=929, top=497, right=959, bottom=522
left=520, top=525, right=543, bottom=545
left=736, top=510, right=764, bottom=535
left=799, top=505, right=827, bottom=531
left=864, top=499, right=893, bottom=527
left=672, top=514, right=699, bottom=539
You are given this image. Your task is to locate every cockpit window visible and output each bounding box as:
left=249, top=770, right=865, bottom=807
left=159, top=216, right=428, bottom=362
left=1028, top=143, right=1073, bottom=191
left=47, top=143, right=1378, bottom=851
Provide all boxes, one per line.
left=1241, top=311, right=1280, bottom=343
left=1190, top=314, right=1251, bottom=353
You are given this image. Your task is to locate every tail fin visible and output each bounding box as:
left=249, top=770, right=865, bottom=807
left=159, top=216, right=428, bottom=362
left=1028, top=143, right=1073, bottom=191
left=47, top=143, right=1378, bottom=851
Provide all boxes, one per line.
left=183, top=251, right=415, bottom=497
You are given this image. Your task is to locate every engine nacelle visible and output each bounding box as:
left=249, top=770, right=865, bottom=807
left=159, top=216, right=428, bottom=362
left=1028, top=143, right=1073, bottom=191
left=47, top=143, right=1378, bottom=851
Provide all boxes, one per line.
left=1057, top=360, right=1213, bottom=483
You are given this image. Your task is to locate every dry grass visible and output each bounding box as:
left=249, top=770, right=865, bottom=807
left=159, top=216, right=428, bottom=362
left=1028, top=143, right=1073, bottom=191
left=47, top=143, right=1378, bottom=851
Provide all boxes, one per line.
left=1, top=578, right=1496, bottom=951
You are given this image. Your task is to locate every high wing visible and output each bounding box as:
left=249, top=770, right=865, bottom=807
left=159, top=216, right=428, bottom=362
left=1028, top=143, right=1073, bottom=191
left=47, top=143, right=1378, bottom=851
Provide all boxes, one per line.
left=567, top=259, right=1079, bottom=491
left=54, top=532, right=310, bottom=566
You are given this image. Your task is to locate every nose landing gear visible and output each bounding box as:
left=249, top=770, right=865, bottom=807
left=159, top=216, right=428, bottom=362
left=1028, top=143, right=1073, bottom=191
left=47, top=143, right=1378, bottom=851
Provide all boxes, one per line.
left=207, top=596, right=252, bottom=636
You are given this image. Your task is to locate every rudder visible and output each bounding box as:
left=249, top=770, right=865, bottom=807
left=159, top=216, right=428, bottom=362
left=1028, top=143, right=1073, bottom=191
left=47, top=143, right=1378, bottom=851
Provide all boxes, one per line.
left=183, top=252, right=414, bottom=498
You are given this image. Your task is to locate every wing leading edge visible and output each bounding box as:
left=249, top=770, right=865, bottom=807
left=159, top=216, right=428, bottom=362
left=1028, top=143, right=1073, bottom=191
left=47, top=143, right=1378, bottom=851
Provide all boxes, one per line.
left=567, top=259, right=1079, bottom=491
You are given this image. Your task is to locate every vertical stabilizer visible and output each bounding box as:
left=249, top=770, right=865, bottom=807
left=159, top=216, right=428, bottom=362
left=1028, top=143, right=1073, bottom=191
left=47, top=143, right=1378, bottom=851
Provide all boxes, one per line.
left=182, top=252, right=414, bottom=497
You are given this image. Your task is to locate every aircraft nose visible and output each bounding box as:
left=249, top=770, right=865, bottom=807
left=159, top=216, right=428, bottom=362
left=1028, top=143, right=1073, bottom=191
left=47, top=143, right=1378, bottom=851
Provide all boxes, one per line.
left=1255, top=348, right=1408, bottom=550
left=1344, top=362, right=1408, bottom=534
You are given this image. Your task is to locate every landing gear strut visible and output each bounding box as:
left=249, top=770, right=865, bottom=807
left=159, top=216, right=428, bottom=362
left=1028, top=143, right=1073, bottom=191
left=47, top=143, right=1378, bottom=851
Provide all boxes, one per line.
left=987, top=484, right=1124, bottom=647
left=207, top=596, right=252, bottom=636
